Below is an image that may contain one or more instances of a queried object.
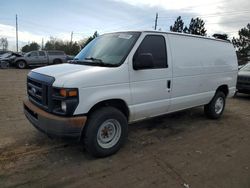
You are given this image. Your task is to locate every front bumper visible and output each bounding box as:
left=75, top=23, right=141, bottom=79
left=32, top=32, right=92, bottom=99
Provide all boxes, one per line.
left=23, top=99, right=87, bottom=139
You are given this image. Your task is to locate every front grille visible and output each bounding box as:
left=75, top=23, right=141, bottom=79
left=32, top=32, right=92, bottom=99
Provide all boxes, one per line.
left=27, top=78, right=48, bottom=108
left=27, top=72, right=55, bottom=112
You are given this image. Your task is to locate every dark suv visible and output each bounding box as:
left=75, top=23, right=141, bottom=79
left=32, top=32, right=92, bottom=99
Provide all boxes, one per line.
left=237, top=63, right=250, bottom=94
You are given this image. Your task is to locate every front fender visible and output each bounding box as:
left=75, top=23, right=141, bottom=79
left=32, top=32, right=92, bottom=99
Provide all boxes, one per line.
left=15, top=58, right=26, bottom=63
left=73, top=83, right=131, bottom=116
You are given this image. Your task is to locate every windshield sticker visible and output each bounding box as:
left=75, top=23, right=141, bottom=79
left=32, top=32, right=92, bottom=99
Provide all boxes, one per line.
left=118, top=34, right=132, bottom=39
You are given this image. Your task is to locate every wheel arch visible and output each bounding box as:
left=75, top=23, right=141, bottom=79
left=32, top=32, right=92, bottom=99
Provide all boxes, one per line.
left=216, top=84, right=229, bottom=97
left=15, top=59, right=27, bottom=64
left=87, top=99, right=130, bottom=120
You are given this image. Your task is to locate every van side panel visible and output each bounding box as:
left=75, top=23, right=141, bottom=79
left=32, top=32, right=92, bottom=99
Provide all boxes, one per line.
left=168, top=34, right=204, bottom=112
left=167, top=34, right=237, bottom=112
left=199, top=41, right=238, bottom=97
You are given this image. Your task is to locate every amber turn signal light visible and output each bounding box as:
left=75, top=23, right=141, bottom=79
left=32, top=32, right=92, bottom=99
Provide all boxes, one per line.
left=59, top=89, right=78, bottom=97
left=68, top=90, right=78, bottom=97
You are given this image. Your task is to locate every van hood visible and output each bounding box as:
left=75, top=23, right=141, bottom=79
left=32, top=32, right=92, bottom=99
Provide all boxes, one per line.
left=33, top=63, right=92, bottom=77
left=32, top=63, right=128, bottom=88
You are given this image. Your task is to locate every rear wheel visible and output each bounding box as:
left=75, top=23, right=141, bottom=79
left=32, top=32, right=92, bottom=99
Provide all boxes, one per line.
left=83, top=107, right=128, bottom=157
left=53, top=59, right=62, bottom=64
left=17, top=61, right=26, bottom=69
left=204, top=91, right=226, bottom=119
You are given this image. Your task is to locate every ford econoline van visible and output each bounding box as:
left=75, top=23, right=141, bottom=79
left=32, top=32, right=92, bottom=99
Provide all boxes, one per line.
left=23, top=31, right=238, bottom=157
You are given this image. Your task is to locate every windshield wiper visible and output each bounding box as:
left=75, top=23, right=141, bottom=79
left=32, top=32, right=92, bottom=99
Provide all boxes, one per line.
left=84, top=57, right=117, bottom=67
left=84, top=57, right=103, bottom=62
left=71, top=59, right=116, bottom=67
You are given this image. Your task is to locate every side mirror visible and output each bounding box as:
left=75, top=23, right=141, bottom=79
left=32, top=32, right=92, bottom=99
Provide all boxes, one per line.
left=133, top=53, right=154, bottom=70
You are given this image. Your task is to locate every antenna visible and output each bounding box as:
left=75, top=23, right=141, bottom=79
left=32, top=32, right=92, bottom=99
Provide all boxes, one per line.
left=154, top=13, right=158, bottom=30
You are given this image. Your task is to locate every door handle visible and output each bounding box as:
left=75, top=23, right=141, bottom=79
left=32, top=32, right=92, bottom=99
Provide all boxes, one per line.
left=167, top=80, right=171, bottom=92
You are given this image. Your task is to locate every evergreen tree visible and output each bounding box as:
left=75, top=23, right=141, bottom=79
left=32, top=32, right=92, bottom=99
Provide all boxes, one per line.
left=232, top=23, right=250, bottom=54
left=232, top=23, right=250, bottom=65
left=170, top=16, right=184, bottom=33
left=21, top=42, right=40, bottom=52
left=184, top=18, right=207, bottom=36
left=81, top=31, right=99, bottom=48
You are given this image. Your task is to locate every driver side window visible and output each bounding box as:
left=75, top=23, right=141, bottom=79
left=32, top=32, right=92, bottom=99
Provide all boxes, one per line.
left=30, top=52, right=38, bottom=57
left=133, top=35, right=167, bottom=69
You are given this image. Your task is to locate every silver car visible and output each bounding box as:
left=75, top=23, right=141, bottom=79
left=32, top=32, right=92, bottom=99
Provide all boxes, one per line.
left=15, top=50, right=67, bottom=69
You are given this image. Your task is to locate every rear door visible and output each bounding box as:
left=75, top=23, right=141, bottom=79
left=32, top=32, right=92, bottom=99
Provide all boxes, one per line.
left=128, top=33, right=172, bottom=121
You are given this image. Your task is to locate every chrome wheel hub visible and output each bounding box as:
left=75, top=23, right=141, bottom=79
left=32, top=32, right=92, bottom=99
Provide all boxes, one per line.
left=215, top=97, right=224, bottom=114
left=19, top=62, right=25, bottom=68
left=97, top=119, right=121, bottom=149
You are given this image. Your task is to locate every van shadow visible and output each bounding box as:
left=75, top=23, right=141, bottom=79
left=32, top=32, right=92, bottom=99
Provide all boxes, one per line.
left=128, top=107, right=207, bottom=142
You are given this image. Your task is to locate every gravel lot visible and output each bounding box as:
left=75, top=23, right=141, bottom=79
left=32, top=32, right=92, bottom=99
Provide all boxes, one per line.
left=0, top=69, right=250, bottom=188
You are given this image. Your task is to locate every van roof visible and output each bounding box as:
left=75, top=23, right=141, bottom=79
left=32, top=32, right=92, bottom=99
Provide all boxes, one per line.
left=109, top=30, right=231, bottom=44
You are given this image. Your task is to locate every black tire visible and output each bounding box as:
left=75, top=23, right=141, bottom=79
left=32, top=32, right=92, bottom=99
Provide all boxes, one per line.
left=204, top=91, right=226, bottom=119
left=83, top=107, right=128, bottom=157
left=53, top=59, right=62, bottom=64
left=17, top=61, right=26, bottom=69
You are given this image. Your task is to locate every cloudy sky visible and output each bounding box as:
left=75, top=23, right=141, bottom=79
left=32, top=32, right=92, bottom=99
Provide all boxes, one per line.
left=0, top=0, right=249, bottom=51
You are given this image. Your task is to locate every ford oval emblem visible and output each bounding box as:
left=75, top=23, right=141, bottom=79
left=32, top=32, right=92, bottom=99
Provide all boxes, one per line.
left=31, top=87, right=37, bottom=95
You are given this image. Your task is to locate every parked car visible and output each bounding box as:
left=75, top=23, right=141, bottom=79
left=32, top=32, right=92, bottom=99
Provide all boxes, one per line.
left=66, top=55, right=75, bottom=62
left=238, top=65, right=244, bottom=70
left=15, top=50, right=67, bottom=69
left=236, top=63, right=250, bottom=94
left=0, top=52, right=23, bottom=68
left=0, top=52, right=13, bottom=69
left=23, top=31, right=238, bottom=157
left=0, top=50, right=11, bottom=55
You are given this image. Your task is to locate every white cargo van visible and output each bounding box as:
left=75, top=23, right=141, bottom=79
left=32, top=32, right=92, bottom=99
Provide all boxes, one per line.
left=23, top=31, right=238, bottom=157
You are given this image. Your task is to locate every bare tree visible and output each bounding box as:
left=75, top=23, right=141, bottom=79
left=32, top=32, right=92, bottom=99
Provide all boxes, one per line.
left=0, top=38, right=8, bottom=51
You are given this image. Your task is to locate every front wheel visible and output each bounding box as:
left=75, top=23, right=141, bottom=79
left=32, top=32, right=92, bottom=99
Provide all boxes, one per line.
left=204, top=91, right=226, bottom=119
left=17, top=61, right=26, bottom=69
left=83, top=107, right=128, bottom=157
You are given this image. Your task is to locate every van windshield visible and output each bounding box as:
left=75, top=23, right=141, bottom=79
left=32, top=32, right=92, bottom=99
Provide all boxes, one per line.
left=73, top=32, right=140, bottom=67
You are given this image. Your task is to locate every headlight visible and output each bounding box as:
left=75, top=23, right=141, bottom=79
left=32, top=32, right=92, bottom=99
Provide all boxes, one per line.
left=52, top=88, right=79, bottom=116
left=61, top=101, right=67, bottom=112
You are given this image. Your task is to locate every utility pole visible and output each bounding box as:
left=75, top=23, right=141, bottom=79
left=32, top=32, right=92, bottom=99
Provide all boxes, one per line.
left=16, top=14, right=18, bottom=52
left=41, top=38, right=44, bottom=50
left=70, top=31, right=73, bottom=44
left=154, top=13, right=158, bottom=30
